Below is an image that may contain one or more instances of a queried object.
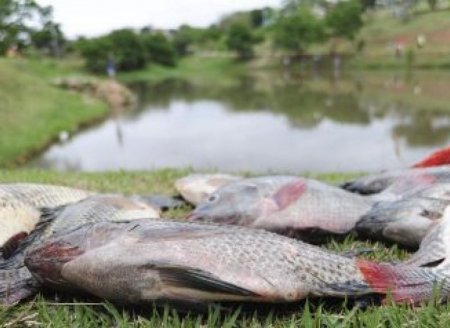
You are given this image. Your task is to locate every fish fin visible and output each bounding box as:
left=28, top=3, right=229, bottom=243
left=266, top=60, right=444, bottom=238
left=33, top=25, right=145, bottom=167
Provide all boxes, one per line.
left=0, top=266, right=39, bottom=305
left=271, top=179, right=306, bottom=211
left=1, top=232, right=28, bottom=259
left=357, top=259, right=440, bottom=304
left=412, top=147, right=450, bottom=168
left=156, top=265, right=258, bottom=298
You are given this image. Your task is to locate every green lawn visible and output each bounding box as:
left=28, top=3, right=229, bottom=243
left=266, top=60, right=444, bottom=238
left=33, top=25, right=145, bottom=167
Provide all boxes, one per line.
left=1, top=169, right=450, bottom=327
left=0, top=58, right=108, bottom=168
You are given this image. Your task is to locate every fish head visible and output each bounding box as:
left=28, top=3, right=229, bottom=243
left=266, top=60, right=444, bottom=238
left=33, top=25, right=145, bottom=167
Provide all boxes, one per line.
left=187, top=181, right=264, bottom=225
left=25, top=221, right=128, bottom=287
left=356, top=200, right=434, bottom=247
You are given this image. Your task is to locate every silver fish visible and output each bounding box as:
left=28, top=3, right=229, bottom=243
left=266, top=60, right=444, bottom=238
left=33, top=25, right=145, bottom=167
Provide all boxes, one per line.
left=0, top=194, right=160, bottom=304
left=0, top=183, right=93, bottom=247
left=341, top=166, right=450, bottom=196
left=187, top=176, right=374, bottom=239
left=25, top=218, right=450, bottom=305
left=175, top=174, right=241, bottom=206
left=356, top=183, right=450, bottom=248
left=404, top=205, right=450, bottom=267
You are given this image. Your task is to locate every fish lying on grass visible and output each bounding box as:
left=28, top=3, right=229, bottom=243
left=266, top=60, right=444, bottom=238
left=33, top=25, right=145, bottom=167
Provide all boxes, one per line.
left=404, top=206, right=450, bottom=267
left=0, top=195, right=160, bottom=304
left=356, top=183, right=450, bottom=248
left=24, top=218, right=450, bottom=305
left=175, top=174, right=242, bottom=206
left=187, top=176, right=374, bottom=240
left=0, top=183, right=93, bottom=247
left=341, top=166, right=450, bottom=196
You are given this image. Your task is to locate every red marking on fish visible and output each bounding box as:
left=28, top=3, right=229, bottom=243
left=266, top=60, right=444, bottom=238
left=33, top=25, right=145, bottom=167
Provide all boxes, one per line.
left=412, top=147, right=450, bottom=168
left=357, top=259, right=428, bottom=304
left=272, top=179, right=307, bottom=211
left=2, top=231, right=28, bottom=258
left=26, top=241, right=83, bottom=284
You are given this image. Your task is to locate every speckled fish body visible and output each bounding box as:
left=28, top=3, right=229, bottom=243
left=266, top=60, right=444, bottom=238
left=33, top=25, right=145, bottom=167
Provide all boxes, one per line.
left=175, top=174, right=241, bottom=206
left=188, top=176, right=374, bottom=239
left=0, top=195, right=160, bottom=304
left=0, top=183, right=92, bottom=246
left=356, top=183, right=450, bottom=248
left=25, top=218, right=450, bottom=305
left=341, top=166, right=450, bottom=196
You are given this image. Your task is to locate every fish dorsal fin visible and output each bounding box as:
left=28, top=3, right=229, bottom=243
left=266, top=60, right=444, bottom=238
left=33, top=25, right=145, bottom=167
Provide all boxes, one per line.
left=271, top=179, right=307, bottom=211
left=155, top=265, right=258, bottom=298
left=412, top=147, right=450, bottom=169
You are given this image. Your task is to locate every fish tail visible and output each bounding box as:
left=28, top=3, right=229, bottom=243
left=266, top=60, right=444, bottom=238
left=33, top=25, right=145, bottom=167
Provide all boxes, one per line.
left=0, top=266, right=38, bottom=304
left=357, top=259, right=450, bottom=304
left=412, top=146, right=450, bottom=168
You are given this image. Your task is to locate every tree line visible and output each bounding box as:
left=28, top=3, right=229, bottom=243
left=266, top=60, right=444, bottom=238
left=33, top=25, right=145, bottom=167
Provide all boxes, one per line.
left=0, top=0, right=446, bottom=73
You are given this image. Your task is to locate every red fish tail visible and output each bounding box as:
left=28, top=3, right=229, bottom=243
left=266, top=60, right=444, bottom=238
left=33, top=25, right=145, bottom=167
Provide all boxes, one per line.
left=357, top=260, right=442, bottom=304
left=412, top=147, right=450, bottom=168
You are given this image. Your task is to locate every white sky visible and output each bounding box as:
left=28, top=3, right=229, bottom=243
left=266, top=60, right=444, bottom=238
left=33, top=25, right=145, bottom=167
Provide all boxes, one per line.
left=36, top=0, right=282, bottom=39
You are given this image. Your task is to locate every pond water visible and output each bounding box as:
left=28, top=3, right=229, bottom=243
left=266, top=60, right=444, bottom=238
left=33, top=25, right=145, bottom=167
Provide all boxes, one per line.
left=31, top=70, right=450, bottom=173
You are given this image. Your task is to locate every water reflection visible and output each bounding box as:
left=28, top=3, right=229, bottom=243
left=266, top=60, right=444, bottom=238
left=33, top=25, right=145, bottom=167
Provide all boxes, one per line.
left=32, top=71, right=450, bottom=173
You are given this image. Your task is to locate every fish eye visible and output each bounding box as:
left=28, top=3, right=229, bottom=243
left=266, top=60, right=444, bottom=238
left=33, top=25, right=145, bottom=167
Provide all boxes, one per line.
left=208, top=194, right=219, bottom=203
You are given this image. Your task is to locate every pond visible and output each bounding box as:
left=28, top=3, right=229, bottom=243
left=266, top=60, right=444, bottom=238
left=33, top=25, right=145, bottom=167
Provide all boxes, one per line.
left=31, top=70, right=450, bottom=173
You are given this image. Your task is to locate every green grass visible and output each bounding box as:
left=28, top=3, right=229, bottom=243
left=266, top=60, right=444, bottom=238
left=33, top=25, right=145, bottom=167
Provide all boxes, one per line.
left=1, top=168, right=449, bottom=327
left=0, top=58, right=109, bottom=168
left=118, top=56, right=249, bottom=85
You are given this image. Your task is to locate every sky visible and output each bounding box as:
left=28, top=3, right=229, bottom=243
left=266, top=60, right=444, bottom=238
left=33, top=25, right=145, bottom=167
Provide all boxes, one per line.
left=36, top=0, right=282, bottom=39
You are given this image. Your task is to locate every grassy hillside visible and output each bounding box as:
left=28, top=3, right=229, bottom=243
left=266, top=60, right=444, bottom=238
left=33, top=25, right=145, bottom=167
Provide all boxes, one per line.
left=0, top=58, right=108, bottom=167
left=355, top=8, right=450, bottom=69
left=1, top=168, right=449, bottom=327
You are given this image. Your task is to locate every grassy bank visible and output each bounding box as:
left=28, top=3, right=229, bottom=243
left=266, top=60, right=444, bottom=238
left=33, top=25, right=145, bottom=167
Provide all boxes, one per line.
left=118, top=56, right=249, bottom=85
left=1, top=168, right=450, bottom=327
left=0, top=58, right=108, bottom=168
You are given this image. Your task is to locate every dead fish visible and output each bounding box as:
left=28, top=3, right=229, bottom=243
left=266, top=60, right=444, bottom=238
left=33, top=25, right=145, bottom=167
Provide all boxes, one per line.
left=356, top=183, right=450, bottom=248
left=0, top=183, right=93, bottom=247
left=187, top=176, right=374, bottom=239
left=24, top=218, right=450, bottom=305
left=404, top=205, right=450, bottom=267
left=412, top=146, right=450, bottom=169
left=341, top=166, right=450, bottom=196
left=175, top=174, right=241, bottom=206
left=0, top=194, right=160, bottom=304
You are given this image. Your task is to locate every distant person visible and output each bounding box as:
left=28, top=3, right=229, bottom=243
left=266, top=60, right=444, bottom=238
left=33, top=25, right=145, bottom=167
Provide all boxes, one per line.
left=106, top=56, right=116, bottom=78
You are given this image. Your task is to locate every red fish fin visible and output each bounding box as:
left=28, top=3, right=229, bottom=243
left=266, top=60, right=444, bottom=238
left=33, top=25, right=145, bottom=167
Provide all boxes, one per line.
left=412, top=147, right=450, bottom=168
left=1, top=232, right=28, bottom=259
left=272, top=179, right=307, bottom=211
left=357, top=260, right=436, bottom=304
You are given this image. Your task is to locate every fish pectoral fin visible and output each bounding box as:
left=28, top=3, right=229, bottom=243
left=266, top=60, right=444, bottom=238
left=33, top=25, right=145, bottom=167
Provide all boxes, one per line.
left=271, top=179, right=306, bottom=211
left=154, top=265, right=259, bottom=298
left=1, top=231, right=28, bottom=259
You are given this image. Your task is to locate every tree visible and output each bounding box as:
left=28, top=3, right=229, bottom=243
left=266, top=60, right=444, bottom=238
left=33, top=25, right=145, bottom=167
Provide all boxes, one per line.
left=141, top=32, right=176, bottom=66
left=77, top=29, right=147, bottom=73
left=325, top=0, right=363, bottom=40
left=225, top=23, right=258, bottom=60
left=0, top=0, right=58, bottom=55
left=272, top=6, right=325, bottom=55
